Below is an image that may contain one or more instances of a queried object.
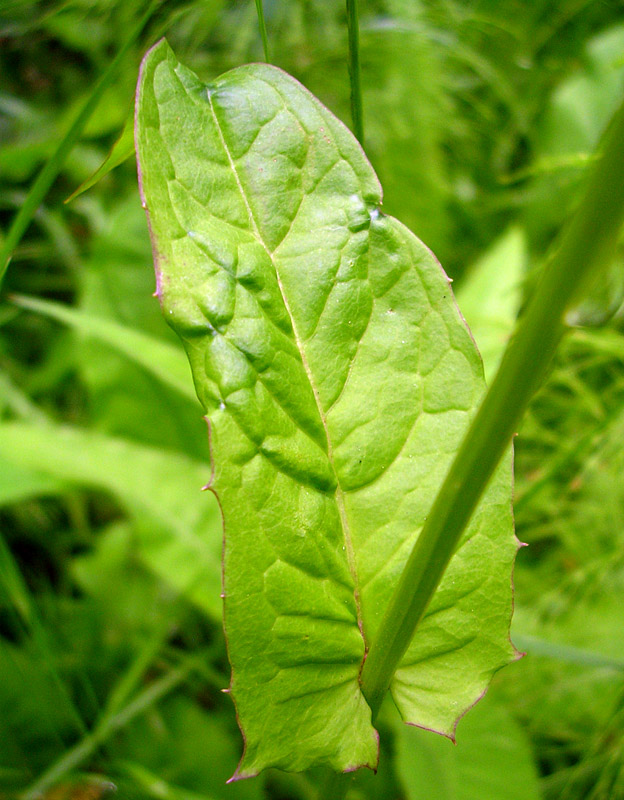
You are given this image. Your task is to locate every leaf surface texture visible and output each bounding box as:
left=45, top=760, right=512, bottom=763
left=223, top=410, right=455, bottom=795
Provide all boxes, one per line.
left=135, top=40, right=518, bottom=776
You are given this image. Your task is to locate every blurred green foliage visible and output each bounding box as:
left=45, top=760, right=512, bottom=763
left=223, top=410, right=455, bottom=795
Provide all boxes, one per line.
left=1, top=1, right=624, bottom=798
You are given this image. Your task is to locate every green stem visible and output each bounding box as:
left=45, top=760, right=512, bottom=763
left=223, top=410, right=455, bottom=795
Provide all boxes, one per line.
left=360, top=94, right=624, bottom=718
left=255, top=0, right=270, bottom=63
left=346, top=0, right=364, bottom=146
left=0, top=1, right=159, bottom=287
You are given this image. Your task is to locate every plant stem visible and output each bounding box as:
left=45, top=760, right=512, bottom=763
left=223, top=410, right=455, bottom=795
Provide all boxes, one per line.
left=255, top=0, right=270, bottom=63
left=0, top=1, right=159, bottom=287
left=346, top=0, right=364, bottom=146
left=360, top=93, right=624, bottom=718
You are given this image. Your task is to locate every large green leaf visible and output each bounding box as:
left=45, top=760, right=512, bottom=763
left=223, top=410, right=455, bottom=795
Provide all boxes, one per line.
left=135, top=40, right=517, bottom=777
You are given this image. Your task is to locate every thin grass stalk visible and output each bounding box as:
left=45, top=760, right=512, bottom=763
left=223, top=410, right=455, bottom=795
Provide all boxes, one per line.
left=255, top=0, right=270, bottom=63
left=0, top=1, right=159, bottom=286
left=512, top=634, right=624, bottom=671
left=360, top=94, right=624, bottom=718
left=346, top=0, right=364, bottom=146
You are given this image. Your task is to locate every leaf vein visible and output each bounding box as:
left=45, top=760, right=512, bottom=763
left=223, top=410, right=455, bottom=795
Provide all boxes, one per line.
left=206, top=87, right=366, bottom=645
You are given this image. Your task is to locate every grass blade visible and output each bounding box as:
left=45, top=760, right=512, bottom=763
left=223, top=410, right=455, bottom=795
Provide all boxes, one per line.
left=65, top=111, right=135, bottom=204
left=346, top=0, right=364, bottom=146
left=0, top=1, right=159, bottom=286
left=0, top=370, right=50, bottom=424
left=12, top=294, right=196, bottom=402
left=513, top=634, right=624, bottom=671
left=18, top=653, right=203, bottom=800
left=119, top=762, right=219, bottom=800
left=0, top=533, right=87, bottom=736
left=0, top=421, right=222, bottom=616
left=254, top=0, right=270, bottom=63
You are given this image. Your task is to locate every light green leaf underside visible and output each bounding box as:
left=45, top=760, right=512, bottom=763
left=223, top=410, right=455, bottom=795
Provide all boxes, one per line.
left=136, top=40, right=517, bottom=776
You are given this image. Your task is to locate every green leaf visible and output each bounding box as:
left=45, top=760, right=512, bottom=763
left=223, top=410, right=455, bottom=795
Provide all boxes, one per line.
left=65, top=111, right=135, bottom=203
left=135, top=40, right=517, bottom=776
left=0, top=422, right=222, bottom=617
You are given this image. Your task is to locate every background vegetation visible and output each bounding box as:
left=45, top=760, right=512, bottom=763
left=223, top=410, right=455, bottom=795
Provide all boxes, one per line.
left=1, top=1, right=624, bottom=798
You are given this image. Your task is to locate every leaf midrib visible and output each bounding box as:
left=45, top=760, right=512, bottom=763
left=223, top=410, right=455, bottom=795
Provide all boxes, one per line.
left=205, top=86, right=366, bottom=651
